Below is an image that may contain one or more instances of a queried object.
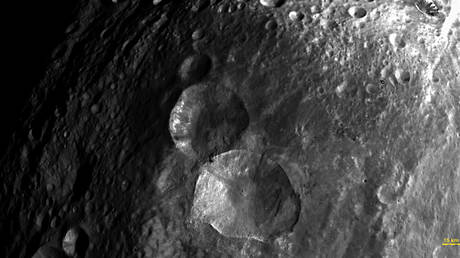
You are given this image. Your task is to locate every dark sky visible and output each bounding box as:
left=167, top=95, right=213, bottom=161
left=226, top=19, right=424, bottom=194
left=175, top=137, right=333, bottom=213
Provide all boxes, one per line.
left=2, top=0, right=77, bottom=154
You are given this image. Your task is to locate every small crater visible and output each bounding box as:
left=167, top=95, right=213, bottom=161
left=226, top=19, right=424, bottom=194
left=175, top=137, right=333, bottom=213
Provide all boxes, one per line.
left=259, top=0, right=285, bottom=8
left=415, top=0, right=440, bottom=16
left=348, top=6, right=367, bottom=18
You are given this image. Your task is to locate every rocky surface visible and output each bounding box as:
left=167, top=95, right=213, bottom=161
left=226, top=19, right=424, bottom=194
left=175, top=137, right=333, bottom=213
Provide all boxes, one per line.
left=191, top=150, right=300, bottom=241
left=1, top=0, right=459, bottom=257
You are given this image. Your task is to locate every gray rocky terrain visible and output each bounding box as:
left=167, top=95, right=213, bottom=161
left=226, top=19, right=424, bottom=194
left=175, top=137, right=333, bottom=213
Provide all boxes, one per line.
left=1, top=0, right=459, bottom=257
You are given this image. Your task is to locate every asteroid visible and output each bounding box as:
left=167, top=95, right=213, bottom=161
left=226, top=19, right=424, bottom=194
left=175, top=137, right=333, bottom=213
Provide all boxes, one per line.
left=1, top=0, right=459, bottom=257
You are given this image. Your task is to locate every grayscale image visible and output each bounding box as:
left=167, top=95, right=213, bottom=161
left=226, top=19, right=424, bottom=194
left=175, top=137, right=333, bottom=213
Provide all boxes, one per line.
left=1, top=0, right=459, bottom=257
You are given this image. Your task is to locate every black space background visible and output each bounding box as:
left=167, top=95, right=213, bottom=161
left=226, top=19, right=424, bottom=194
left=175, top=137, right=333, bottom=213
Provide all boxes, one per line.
left=2, top=1, right=78, bottom=156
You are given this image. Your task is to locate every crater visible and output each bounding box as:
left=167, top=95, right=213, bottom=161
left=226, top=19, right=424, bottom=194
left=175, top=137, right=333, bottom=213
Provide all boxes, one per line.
left=191, top=150, right=300, bottom=241
left=169, top=84, right=249, bottom=159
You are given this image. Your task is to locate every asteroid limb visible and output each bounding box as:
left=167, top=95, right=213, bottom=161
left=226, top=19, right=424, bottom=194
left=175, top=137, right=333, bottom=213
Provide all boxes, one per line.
left=192, top=150, right=300, bottom=241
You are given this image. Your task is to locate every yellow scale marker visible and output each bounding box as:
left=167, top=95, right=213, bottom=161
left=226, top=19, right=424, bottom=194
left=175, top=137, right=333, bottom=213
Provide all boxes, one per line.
left=443, top=238, right=460, bottom=246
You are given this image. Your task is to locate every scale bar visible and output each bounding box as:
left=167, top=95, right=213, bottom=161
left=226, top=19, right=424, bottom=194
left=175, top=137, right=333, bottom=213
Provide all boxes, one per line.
left=442, top=243, right=460, bottom=246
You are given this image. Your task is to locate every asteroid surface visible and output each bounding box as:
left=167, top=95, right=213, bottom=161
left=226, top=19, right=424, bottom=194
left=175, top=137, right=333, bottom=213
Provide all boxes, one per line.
left=169, top=83, right=249, bottom=159
left=1, top=0, right=460, bottom=257
left=191, top=150, right=300, bottom=241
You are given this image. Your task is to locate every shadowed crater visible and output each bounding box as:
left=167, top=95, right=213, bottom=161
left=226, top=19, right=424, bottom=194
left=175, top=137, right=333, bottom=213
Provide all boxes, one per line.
left=169, top=84, right=249, bottom=159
